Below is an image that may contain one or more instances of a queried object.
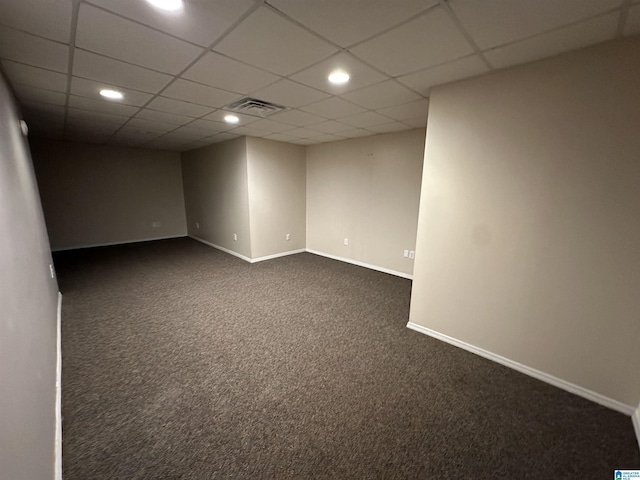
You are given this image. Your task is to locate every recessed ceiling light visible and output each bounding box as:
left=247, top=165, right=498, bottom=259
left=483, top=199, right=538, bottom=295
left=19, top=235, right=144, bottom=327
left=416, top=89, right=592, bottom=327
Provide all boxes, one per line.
left=145, top=0, right=184, bottom=12
left=99, top=89, right=124, bottom=100
left=224, top=114, right=240, bottom=124
left=328, top=70, right=350, bottom=85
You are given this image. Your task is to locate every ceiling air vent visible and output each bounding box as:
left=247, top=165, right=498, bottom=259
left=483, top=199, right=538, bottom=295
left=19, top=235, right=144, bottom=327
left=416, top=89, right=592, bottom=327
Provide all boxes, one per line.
left=223, top=97, right=286, bottom=118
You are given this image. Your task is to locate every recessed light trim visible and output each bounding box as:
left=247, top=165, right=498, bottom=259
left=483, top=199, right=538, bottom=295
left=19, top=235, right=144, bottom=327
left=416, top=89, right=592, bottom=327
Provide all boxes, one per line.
left=145, top=0, right=184, bottom=12
left=328, top=70, right=350, bottom=85
left=224, top=114, right=240, bottom=124
left=99, top=89, right=124, bottom=100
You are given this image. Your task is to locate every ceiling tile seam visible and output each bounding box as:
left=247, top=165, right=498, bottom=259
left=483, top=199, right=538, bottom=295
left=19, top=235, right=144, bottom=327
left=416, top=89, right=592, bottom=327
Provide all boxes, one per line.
left=83, top=1, right=218, bottom=49
left=437, top=0, right=493, bottom=71
left=105, top=1, right=264, bottom=143
left=62, top=0, right=82, bottom=139
left=0, top=23, right=71, bottom=47
left=390, top=52, right=484, bottom=80
left=478, top=9, right=623, bottom=56
left=616, top=0, right=634, bottom=36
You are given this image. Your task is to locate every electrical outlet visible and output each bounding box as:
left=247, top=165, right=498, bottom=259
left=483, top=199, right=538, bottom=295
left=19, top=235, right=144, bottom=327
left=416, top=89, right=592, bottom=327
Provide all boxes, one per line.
left=286, top=233, right=291, bottom=241
left=233, top=233, right=237, bottom=242
left=195, top=222, right=200, bottom=229
left=409, top=250, right=415, bottom=259
left=152, top=221, right=162, bottom=228
left=343, top=238, right=349, bottom=246
left=403, top=249, right=409, bottom=258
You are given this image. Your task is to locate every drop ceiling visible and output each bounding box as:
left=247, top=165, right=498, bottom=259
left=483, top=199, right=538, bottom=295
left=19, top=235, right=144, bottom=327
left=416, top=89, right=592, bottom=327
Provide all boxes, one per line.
left=0, top=0, right=638, bottom=151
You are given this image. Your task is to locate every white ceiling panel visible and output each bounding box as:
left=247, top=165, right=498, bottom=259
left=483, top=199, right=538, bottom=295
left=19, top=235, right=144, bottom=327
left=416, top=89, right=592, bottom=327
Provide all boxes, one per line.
left=251, top=79, right=329, bottom=108
left=624, top=4, right=640, bottom=35
left=162, top=79, right=239, bottom=108
left=210, top=132, right=241, bottom=143
left=73, top=50, right=172, bottom=93
left=340, top=128, right=374, bottom=138
left=146, top=96, right=214, bottom=117
left=263, top=133, right=299, bottom=143
left=342, top=80, right=422, bottom=110
left=183, top=52, right=279, bottom=94
left=310, top=120, right=350, bottom=134
left=350, top=7, right=474, bottom=76
left=449, top=0, right=622, bottom=50
left=214, top=7, right=337, bottom=75
left=0, top=0, right=72, bottom=43
left=378, top=99, right=429, bottom=122
left=310, top=133, right=345, bottom=143
left=267, top=109, right=326, bottom=126
left=70, top=77, right=154, bottom=106
left=161, top=128, right=210, bottom=142
left=135, top=109, right=193, bottom=126
left=76, top=5, right=202, bottom=75
left=283, top=127, right=323, bottom=139
left=185, top=119, right=236, bottom=134
left=404, top=117, right=428, bottom=128
left=338, top=111, right=391, bottom=128
left=368, top=121, right=410, bottom=134
left=22, top=103, right=66, bottom=119
left=301, top=97, right=366, bottom=119
left=68, top=95, right=140, bottom=116
left=229, top=125, right=267, bottom=137
left=87, top=0, right=255, bottom=47
left=67, top=107, right=129, bottom=128
left=0, top=26, right=68, bottom=73
left=266, top=0, right=436, bottom=47
left=124, top=117, right=177, bottom=134
left=290, top=52, right=389, bottom=94
left=1, top=61, right=68, bottom=92
left=484, top=13, right=618, bottom=69
left=202, top=110, right=259, bottom=125
left=397, top=55, right=489, bottom=96
left=13, top=84, right=66, bottom=106
left=245, top=119, right=293, bottom=134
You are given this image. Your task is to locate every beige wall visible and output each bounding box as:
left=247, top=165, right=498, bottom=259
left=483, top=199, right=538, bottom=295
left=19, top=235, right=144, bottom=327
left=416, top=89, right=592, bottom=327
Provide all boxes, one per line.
left=31, top=141, right=187, bottom=251
left=0, top=74, right=59, bottom=479
left=306, top=129, right=425, bottom=276
left=410, top=37, right=640, bottom=407
left=182, top=137, right=252, bottom=258
left=246, top=137, right=306, bottom=259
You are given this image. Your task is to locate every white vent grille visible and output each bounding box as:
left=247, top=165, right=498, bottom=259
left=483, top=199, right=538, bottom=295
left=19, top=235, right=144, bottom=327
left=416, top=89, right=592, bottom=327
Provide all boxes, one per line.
left=223, top=97, right=286, bottom=117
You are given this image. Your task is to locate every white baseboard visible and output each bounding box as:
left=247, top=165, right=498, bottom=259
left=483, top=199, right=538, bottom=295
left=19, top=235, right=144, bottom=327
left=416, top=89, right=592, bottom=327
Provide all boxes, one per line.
left=188, top=235, right=252, bottom=263
left=305, top=249, right=413, bottom=280
left=406, top=322, right=635, bottom=416
left=55, top=292, right=62, bottom=480
left=51, top=234, right=188, bottom=252
left=251, top=249, right=306, bottom=263
left=633, top=404, right=640, bottom=451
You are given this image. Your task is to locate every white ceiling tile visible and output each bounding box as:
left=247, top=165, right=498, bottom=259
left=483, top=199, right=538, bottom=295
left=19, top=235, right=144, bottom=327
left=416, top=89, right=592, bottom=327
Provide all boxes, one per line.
left=0, top=0, right=72, bottom=43
left=284, top=127, right=322, bottom=139
left=145, top=137, right=190, bottom=150
left=70, top=77, right=153, bottom=106
left=185, top=118, right=236, bottom=134
left=624, top=4, right=640, bottom=36
left=65, top=123, right=119, bottom=136
left=338, top=111, right=391, bottom=128
left=309, top=133, right=345, bottom=143
left=68, top=95, right=140, bottom=116
left=397, top=55, right=489, bottom=96
left=73, top=50, right=172, bottom=93
left=211, top=132, right=241, bottom=143
left=146, top=96, right=214, bottom=117
left=289, top=138, right=316, bottom=145
left=1, top=60, right=67, bottom=92
left=484, top=13, right=619, bottom=69
left=368, top=122, right=411, bottom=134
left=264, top=133, right=298, bottom=143
left=182, top=51, right=279, bottom=94
left=244, top=118, right=293, bottom=134
left=162, top=79, right=239, bottom=108
left=13, top=84, right=66, bottom=105
left=67, top=107, right=129, bottom=128
left=251, top=79, right=329, bottom=108
left=350, top=7, right=473, bottom=76
left=202, top=110, right=259, bottom=125
left=449, top=0, right=622, bottom=50
left=342, top=80, right=422, bottom=110
left=22, top=103, right=66, bottom=119
left=135, top=109, right=193, bottom=126
left=300, top=97, right=366, bottom=119
left=114, top=127, right=161, bottom=140
left=214, top=7, right=337, bottom=75
left=378, top=99, right=429, bottom=122
left=267, top=109, right=326, bottom=126
left=339, top=128, right=373, bottom=138
left=404, top=117, right=428, bottom=128
left=0, top=26, right=68, bottom=73
left=161, top=128, right=210, bottom=142
left=267, top=0, right=436, bottom=47
left=88, top=0, right=255, bottom=47
left=76, top=5, right=202, bottom=75
left=290, top=52, right=389, bottom=94
left=309, top=120, right=349, bottom=134
left=124, top=117, right=177, bottom=133
left=229, top=125, right=266, bottom=137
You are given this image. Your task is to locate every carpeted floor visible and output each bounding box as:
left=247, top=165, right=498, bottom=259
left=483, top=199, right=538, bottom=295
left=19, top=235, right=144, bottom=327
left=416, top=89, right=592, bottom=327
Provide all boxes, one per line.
left=55, top=237, right=640, bottom=479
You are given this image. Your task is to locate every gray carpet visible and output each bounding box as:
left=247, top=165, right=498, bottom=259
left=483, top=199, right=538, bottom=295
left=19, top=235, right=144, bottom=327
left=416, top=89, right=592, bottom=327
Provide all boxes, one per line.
left=54, top=237, right=640, bottom=479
